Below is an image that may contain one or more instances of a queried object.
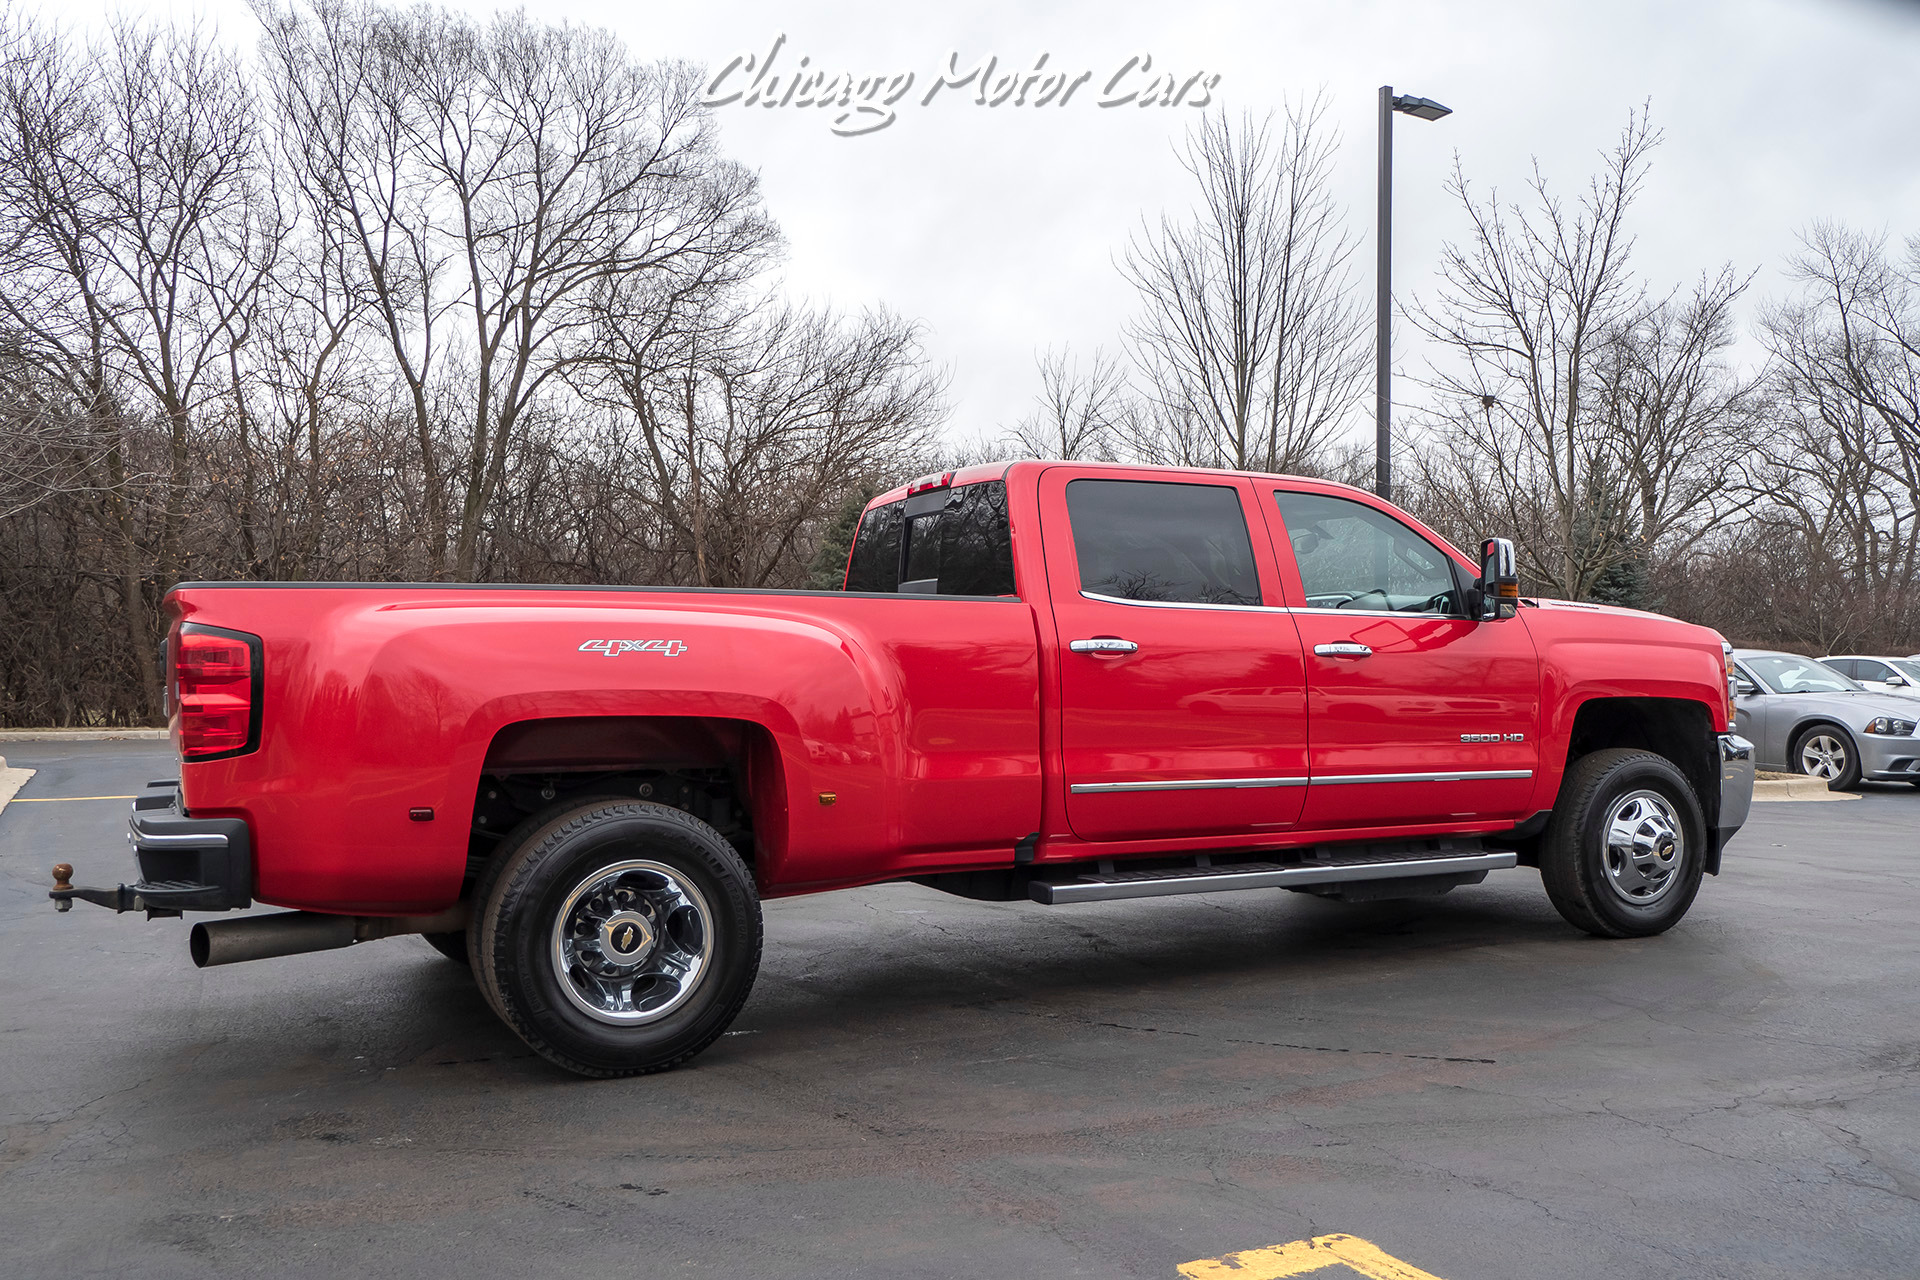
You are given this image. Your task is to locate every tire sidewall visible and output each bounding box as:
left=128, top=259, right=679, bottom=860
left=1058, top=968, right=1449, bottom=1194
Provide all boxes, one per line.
left=1575, top=756, right=1706, bottom=935
left=488, top=802, right=761, bottom=1076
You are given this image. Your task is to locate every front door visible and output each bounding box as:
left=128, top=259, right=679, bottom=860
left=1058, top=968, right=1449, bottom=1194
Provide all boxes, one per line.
left=1263, top=487, right=1541, bottom=831
left=1043, top=471, right=1310, bottom=843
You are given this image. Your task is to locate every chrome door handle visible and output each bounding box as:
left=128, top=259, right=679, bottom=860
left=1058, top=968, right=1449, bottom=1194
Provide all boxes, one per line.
left=1314, top=643, right=1372, bottom=658
left=1069, top=638, right=1139, bottom=655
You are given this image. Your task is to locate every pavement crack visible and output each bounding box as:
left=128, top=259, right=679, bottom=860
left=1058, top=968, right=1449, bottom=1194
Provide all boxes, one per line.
left=994, top=1007, right=1496, bottom=1064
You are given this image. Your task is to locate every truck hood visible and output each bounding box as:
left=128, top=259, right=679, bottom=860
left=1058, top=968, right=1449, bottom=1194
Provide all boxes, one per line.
left=1523, top=597, right=1674, bottom=625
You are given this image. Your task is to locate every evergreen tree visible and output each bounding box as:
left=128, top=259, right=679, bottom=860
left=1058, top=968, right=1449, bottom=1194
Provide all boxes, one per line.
left=807, top=484, right=880, bottom=589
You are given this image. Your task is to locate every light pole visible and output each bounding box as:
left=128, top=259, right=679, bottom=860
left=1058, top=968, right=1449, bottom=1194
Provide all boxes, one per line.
left=1375, top=86, right=1451, bottom=501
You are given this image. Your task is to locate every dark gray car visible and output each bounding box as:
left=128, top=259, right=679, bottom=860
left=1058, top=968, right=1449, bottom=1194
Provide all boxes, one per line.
left=1730, top=649, right=1920, bottom=789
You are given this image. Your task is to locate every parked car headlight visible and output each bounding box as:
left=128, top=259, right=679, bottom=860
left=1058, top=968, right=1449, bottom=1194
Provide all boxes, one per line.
left=1865, top=716, right=1916, bottom=736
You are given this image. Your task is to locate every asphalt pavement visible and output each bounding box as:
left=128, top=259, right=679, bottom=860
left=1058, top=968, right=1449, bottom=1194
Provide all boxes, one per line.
left=2, top=739, right=1916, bottom=1279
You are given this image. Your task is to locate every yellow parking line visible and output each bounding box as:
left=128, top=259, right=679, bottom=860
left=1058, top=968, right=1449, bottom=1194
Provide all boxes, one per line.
left=1179, top=1233, right=1449, bottom=1280
left=9, top=796, right=137, bottom=802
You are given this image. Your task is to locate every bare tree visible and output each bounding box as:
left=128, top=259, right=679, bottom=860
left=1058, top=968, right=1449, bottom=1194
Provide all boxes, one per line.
left=0, top=17, right=271, bottom=714
left=0, top=5, right=950, bottom=726
left=1408, top=110, right=1753, bottom=601
left=583, top=303, right=944, bottom=588
left=1003, top=345, right=1127, bottom=461
left=1120, top=98, right=1368, bottom=474
left=1723, top=222, right=1920, bottom=649
left=259, top=0, right=778, bottom=579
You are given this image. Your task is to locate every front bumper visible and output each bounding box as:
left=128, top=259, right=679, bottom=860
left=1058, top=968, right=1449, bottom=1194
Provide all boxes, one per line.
left=1713, top=733, right=1755, bottom=867
left=1857, top=732, right=1920, bottom=782
left=49, top=779, right=252, bottom=914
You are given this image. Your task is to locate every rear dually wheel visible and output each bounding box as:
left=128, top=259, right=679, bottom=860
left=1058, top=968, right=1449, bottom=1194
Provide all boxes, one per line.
left=471, top=799, right=762, bottom=1078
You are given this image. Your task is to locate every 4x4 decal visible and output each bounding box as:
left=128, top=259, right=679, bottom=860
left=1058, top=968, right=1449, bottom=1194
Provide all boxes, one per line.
left=578, top=639, right=688, bottom=657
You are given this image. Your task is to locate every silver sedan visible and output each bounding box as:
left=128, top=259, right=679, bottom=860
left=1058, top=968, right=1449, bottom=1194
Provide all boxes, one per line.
left=1731, top=649, right=1920, bottom=789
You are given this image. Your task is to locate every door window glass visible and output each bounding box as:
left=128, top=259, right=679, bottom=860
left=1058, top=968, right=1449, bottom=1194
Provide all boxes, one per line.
left=1273, top=490, right=1461, bottom=614
left=1856, top=660, right=1893, bottom=681
left=1065, top=480, right=1260, bottom=606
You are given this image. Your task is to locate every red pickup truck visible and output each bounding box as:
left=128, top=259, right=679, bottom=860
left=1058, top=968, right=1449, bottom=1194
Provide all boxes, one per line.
left=51, top=462, right=1754, bottom=1078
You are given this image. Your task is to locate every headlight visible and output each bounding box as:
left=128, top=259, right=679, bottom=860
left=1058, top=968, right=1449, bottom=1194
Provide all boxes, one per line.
left=1865, top=717, right=1916, bottom=736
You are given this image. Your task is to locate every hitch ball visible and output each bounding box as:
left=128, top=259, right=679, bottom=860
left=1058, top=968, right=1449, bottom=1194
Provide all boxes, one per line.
left=51, top=864, right=73, bottom=912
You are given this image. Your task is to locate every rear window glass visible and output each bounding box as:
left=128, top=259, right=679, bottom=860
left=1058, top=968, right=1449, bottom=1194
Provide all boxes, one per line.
left=844, top=501, right=904, bottom=592
left=1065, top=479, right=1259, bottom=606
left=844, top=481, right=1016, bottom=596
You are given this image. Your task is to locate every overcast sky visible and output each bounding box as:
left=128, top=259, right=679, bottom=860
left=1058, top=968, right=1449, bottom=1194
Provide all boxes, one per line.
left=82, top=0, right=1920, bottom=449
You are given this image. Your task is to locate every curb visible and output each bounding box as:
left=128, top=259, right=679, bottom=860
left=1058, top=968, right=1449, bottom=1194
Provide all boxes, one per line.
left=1752, top=777, right=1859, bottom=802
left=0, top=728, right=167, bottom=741
left=0, top=764, right=33, bottom=811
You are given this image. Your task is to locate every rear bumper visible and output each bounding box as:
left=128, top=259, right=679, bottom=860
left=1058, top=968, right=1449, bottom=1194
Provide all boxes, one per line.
left=128, top=779, right=254, bottom=909
left=50, top=779, right=252, bottom=913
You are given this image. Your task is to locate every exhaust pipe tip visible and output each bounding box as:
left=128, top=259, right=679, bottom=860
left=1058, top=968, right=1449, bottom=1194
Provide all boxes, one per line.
left=188, top=904, right=471, bottom=968
left=190, top=911, right=359, bottom=968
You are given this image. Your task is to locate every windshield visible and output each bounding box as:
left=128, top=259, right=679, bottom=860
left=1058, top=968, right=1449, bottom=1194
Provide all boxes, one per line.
left=1892, top=659, right=1920, bottom=683
left=1742, top=656, right=1861, bottom=695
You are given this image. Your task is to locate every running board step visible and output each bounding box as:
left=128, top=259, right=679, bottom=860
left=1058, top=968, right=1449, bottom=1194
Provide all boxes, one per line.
left=1029, top=848, right=1516, bottom=905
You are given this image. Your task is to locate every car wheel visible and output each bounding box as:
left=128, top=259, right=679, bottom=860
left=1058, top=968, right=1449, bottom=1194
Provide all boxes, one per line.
left=1540, top=748, right=1706, bottom=939
left=471, top=799, right=762, bottom=1078
left=1791, top=723, right=1862, bottom=791
left=421, top=930, right=470, bottom=965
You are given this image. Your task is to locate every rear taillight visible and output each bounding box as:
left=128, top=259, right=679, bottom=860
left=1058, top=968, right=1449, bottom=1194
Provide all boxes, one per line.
left=174, top=625, right=261, bottom=760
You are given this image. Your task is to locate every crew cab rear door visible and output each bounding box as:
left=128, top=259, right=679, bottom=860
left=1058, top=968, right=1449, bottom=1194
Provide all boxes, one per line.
left=1039, top=468, right=1310, bottom=842
left=1262, top=484, right=1541, bottom=831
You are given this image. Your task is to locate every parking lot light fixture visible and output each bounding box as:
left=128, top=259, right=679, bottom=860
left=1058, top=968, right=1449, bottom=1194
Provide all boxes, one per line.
left=1376, top=85, right=1453, bottom=501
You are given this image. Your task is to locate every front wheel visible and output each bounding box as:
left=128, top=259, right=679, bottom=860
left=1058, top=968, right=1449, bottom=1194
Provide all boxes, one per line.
left=470, top=800, right=762, bottom=1078
left=1540, top=748, right=1706, bottom=938
left=1792, top=724, right=1862, bottom=791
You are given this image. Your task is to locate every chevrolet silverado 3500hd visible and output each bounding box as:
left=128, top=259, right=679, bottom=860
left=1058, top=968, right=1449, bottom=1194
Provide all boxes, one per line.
left=50, top=462, right=1755, bottom=1077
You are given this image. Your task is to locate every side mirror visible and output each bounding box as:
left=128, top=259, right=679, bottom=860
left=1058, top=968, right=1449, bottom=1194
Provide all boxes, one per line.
left=1733, top=675, right=1759, bottom=697
left=1473, top=537, right=1520, bottom=620
left=1886, top=674, right=1908, bottom=687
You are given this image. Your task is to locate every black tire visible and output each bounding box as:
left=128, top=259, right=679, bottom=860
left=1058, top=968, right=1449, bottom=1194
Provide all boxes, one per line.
left=470, top=799, right=762, bottom=1079
left=1540, top=748, right=1707, bottom=939
left=466, top=792, right=635, bottom=1019
left=421, top=930, right=470, bottom=965
left=1790, top=723, right=1862, bottom=791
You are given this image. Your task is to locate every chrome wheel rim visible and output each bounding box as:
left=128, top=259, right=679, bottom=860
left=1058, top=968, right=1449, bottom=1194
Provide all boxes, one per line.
left=549, top=859, right=713, bottom=1026
left=1799, top=733, right=1848, bottom=780
left=1602, top=789, right=1685, bottom=907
